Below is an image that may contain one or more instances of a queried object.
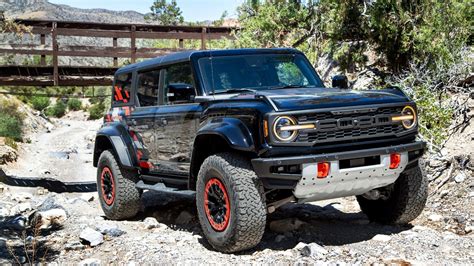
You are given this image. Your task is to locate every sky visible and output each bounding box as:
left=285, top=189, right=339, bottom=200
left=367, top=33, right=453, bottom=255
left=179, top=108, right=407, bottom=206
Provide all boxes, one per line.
left=48, top=0, right=244, bottom=22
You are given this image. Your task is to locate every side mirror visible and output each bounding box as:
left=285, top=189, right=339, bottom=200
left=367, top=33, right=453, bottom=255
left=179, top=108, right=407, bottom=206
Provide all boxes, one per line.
left=167, top=83, right=196, bottom=104
left=332, top=75, right=349, bottom=89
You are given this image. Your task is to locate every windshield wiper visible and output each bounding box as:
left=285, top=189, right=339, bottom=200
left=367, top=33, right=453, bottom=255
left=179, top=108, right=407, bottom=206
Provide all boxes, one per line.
left=268, top=84, right=313, bottom=90
left=210, top=88, right=257, bottom=95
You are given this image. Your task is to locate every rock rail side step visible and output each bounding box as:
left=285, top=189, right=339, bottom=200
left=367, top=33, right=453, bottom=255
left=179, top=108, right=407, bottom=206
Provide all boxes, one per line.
left=135, top=180, right=196, bottom=197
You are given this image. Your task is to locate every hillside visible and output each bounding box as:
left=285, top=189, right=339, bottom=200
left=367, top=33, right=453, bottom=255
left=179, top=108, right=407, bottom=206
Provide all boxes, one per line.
left=0, top=0, right=154, bottom=67
left=0, top=0, right=147, bottom=23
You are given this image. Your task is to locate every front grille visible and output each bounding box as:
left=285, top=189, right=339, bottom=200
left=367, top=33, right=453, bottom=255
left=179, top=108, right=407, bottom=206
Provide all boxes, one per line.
left=293, top=106, right=407, bottom=144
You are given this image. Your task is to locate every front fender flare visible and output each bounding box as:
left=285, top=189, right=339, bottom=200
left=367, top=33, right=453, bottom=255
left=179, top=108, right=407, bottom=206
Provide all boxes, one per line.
left=196, top=118, right=255, bottom=151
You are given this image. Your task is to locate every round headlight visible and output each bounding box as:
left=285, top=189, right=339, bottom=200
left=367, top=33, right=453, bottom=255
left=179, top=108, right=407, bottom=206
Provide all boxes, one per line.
left=273, top=116, right=298, bottom=142
left=401, top=106, right=417, bottom=129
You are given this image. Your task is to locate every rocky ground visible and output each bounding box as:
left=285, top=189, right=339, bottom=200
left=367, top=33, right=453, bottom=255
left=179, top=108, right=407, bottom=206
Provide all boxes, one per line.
left=0, top=110, right=473, bottom=264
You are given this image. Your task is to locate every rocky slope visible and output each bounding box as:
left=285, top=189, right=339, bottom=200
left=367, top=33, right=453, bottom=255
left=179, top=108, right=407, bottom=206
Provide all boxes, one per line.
left=1, top=0, right=146, bottom=23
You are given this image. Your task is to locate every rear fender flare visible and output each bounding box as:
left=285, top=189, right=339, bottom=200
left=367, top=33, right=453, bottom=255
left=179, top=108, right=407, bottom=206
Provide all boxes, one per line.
left=93, top=123, right=137, bottom=169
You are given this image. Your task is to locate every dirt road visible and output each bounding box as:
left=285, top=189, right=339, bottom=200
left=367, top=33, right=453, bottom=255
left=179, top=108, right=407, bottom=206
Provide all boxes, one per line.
left=5, top=112, right=100, bottom=183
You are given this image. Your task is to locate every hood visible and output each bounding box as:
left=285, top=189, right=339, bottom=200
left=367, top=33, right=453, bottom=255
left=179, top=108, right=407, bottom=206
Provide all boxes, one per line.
left=255, top=87, right=409, bottom=111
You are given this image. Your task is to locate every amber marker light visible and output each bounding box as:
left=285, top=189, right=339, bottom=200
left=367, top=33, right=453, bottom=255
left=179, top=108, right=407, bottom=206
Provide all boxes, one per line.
left=263, top=120, right=269, bottom=137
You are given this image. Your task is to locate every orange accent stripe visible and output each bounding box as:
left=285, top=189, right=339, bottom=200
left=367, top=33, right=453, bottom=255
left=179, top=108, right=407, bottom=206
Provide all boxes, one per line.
left=280, top=124, right=315, bottom=131
left=391, top=115, right=414, bottom=121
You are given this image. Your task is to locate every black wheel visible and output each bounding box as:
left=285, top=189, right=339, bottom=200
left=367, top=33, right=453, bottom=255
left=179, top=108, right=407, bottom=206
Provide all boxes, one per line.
left=357, top=164, right=428, bottom=224
left=196, top=153, right=266, bottom=253
left=97, top=150, right=141, bottom=220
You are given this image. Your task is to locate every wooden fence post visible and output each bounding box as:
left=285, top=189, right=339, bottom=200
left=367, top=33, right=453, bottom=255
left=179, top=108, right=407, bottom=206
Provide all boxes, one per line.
left=52, top=22, right=58, bottom=86
left=131, top=25, right=136, bottom=63
left=40, top=34, right=46, bottom=65
left=113, top=37, right=118, bottom=67
left=201, top=27, right=207, bottom=50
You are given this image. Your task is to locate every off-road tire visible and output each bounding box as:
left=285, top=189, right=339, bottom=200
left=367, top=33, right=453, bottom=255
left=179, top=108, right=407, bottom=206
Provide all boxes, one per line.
left=357, top=164, right=427, bottom=224
left=196, top=153, right=266, bottom=253
left=97, top=150, right=141, bottom=220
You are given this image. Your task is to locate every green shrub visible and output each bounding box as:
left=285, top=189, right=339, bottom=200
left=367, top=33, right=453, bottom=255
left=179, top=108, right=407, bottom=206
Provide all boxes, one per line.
left=0, top=113, right=22, bottom=141
left=4, top=137, right=18, bottom=150
left=88, top=102, right=106, bottom=120
left=30, top=96, right=51, bottom=111
left=0, top=98, right=24, bottom=141
left=46, top=101, right=67, bottom=118
left=67, top=98, right=82, bottom=111
left=0, top=98, right=24, bottom=120
left=411, top=86, right=453, bottom=146
left=88, top=97, right=100, bottom=105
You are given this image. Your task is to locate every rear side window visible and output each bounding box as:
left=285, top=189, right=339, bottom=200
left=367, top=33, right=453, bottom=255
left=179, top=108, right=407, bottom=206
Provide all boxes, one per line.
left=136, top=69, right=160, bottom=107
left=113, top=73, right=132, bottom=105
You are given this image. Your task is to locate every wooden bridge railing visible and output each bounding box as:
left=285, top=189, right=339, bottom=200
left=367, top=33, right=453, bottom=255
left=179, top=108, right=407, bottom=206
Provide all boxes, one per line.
left=0, top=19, right=235, bottom=86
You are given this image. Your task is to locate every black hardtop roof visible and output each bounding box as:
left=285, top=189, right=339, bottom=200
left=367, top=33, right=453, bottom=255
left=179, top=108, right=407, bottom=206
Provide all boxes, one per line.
left=115, top=48, right=303, bottom=75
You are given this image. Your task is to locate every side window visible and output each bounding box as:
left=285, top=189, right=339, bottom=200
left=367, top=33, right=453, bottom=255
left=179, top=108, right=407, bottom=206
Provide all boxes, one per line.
left=136, top=69, right=160, bottom=107
left=113, top=73, right=132, bottom=105
left=163, top=63, right=196, bottom=105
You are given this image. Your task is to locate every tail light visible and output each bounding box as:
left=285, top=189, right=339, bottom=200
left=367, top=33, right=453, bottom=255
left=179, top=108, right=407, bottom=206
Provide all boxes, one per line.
left=130, top=130, right=151, bottom=170
left=139, top=161, right=151, bottom=169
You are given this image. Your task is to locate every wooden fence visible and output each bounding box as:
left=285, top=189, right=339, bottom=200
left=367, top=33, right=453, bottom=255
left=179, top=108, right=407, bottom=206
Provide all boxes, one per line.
left=0, top=19, right=235, bottom=87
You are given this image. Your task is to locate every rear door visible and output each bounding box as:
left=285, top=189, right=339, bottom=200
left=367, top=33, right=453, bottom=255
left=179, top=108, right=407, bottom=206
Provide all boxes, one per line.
left=154, top=62, right=202, bottom=177
left=128, top=68, right=161, bottom=171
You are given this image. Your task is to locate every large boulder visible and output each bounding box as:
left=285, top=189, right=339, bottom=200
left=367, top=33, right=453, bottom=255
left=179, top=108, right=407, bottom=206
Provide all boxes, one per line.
left=143, top=217, right=161, bottom=229
left=32, top=208, right=68, bottom=229
left=0, top=138, right=18, bottom=165
left=96, top=223, right=125, bottom=237
left=294, top=242, right=328, bottom=258
left=80, top=227, right=104, bottom=247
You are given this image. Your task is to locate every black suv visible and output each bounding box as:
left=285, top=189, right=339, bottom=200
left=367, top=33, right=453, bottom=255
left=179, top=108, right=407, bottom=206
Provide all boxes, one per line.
left=93, top=48, right=427, bottom=252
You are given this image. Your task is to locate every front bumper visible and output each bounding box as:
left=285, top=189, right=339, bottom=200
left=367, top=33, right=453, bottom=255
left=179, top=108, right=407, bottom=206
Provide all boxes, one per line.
left=251, top=141, right=426, bottom=197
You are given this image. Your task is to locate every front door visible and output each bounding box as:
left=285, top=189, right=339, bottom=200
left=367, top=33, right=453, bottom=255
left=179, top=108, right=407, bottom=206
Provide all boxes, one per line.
left=154, top=63, right=201, bottom=177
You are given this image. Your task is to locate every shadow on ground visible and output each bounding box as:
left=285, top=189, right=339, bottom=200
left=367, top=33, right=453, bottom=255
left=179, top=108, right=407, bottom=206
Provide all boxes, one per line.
left=0, top=168, right=411, bottom=254
left=0, top=170, right=96, bottom=193
left=136, top=190, right=411, bottom=253
left=0, top=215, right=61, bottom=263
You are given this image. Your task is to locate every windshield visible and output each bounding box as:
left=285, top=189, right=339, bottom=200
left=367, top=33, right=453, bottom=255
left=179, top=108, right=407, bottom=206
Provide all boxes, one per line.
left=198, top=54, right=324, bottom=94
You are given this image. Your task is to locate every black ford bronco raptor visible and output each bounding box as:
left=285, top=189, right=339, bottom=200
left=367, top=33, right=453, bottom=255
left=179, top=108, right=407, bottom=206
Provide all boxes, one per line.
left=93, top=48, right=427, bottom=252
